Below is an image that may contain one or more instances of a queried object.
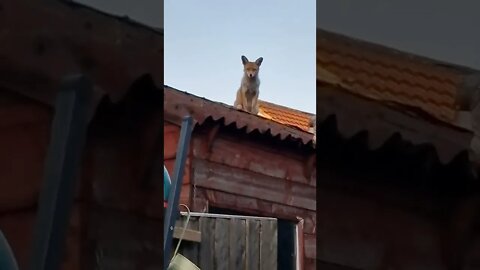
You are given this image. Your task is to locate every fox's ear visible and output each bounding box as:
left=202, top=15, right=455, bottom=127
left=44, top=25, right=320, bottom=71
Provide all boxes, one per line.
left=241, top=55, right=249, bottom=65
left=255, top=57, right=263, bottom=66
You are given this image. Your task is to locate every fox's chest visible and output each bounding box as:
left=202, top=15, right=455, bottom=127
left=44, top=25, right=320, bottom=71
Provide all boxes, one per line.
left=245, top=87, right=257, bottom=99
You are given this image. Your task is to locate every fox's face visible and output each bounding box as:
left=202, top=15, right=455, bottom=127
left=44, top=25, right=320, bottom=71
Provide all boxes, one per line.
left=241, top=55, right=263, bottom=78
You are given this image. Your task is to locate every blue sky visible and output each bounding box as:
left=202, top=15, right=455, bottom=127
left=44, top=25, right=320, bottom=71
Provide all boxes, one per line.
left=318, top=0, right=480, bottom=69
left=164, top=0, right=316, bottom=114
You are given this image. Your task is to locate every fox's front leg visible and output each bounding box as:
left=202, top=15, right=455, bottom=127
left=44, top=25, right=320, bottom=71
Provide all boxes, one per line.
left=234, top=89, right=244, bottom=110
left=251, top=96, right=259, bottom=115
left=242, top=95, right=250, bottom=112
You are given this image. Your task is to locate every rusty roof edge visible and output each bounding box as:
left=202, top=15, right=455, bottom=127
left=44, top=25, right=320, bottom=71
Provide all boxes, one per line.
left=317, top=28, right=479, bottom=75
left=1, top=0, right=163, bottom=107
left=164, top=85, right=314, bottom=146
left=318, top=112, right=471, bottom=166
left=258, top=100, right=315, bottom=116
left=320, top=81, right=472, bottom=132
left=163, top=85, right=312, bottom=135
left=317, top=83, right=474, bottom=164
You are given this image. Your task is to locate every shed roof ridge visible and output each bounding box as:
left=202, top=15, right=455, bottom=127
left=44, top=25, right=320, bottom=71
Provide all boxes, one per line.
left=164, top=85, right=315, bottom=135
left=317, top=28, right=479, bottom=73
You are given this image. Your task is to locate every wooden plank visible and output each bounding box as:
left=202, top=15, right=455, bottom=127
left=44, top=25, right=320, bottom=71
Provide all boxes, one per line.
left=246, top=220, right=260, bottom=270
left=0, top=124, right=49, bottom=213
left=88, top=209, right=163, bottom=269
left=199, top=217, right=215, bottom=270
left=193, top=159, right=316, bottom=211
left=164, top=125, right=180, bottom=158
left=173, top=227, right=201, bottom=243
left=202, top=189, right=313, bottom=224
left=185, top=212, right=277, bottom=221
left=304, top=233, right=317, bottom=259
left=214, top=218, right=229, bottom=270
left=260, top=219, right=277, bottom=269
left=229, top=218, right=246, bottom=270
left=0, top=104, right=51, bottom=128
left=192, top=196, right=208, bottom=212
left=192, top=135, right=313, bottom=185
left=316, top=260, right=362, bottom=270
left=171, top=218, right=195, bottom=264
left=178, top=183, right=191, bottom=206
left=179, top=217, right=200, bottom=265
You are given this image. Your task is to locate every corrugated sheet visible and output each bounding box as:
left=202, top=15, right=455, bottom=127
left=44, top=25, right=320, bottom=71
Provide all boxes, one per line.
left=317, top=28, right=479, bottom=124
left=317, top=84, right=474, bottom=164
left=259, top=101, right=314, bottom=132
left=164, top=86, right=314, bottom=146
left=0, top=0, right=163, bottom=107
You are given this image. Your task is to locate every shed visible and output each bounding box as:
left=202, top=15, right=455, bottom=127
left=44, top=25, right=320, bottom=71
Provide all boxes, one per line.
left=164, top=86, right=317, bottom=269
left=0, top=1, right=164, bottom=269
left=315, top=28, right=480, bottom=270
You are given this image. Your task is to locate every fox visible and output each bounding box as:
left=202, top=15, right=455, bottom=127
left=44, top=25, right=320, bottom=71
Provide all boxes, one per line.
left=234, top=55, right=263, bottom=114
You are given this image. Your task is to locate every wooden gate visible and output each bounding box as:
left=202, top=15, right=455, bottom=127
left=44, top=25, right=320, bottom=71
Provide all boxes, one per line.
left=171, top=213, right=278, bottom=270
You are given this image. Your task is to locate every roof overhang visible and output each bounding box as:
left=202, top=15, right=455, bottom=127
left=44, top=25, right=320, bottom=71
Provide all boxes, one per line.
left=164, top=86, right=315, bottom=147
left=0, top=0, right=163, bottom=108
left=317, top=82, right=474, bottom=164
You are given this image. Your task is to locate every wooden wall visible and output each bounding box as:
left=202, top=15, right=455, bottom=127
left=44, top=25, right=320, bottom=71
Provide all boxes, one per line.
left=164, top=121, right=192, bottom=206
left=316, top=169, right=480, bottom=270
left=188, top=126, right=317, bottom=269
left=0, top=90, right=82, bottom=269
left=0, top=89, right=165, bottom=269
left=172, top=214, right=278, bottom=270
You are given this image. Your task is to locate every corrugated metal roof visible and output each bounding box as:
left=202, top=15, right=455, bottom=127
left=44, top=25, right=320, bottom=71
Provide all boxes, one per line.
left=317, top=83, right=474, bottom=164
left=0, top=0, right=163, bottom=107
left=317, top=28, right=480, bottom=125
left=164, top=86, right=315, bottom=147
left=259, top=101, right=314, bottom=132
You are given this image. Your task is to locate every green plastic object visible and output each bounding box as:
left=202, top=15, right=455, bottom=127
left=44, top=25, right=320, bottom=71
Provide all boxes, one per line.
left=0, top=230, right=19, bottom=270
left=164, top=165, right=171, bottom=204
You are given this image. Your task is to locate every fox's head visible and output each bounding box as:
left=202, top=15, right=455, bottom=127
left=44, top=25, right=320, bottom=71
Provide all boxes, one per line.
left=241, top=55, right=263, bottom=78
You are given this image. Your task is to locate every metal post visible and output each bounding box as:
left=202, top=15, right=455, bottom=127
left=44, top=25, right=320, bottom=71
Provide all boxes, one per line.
left=0, top=230, right=19, bottom=270
left=163, top=116, right=193, bottom=269
left=28, top=75, right=93, bottom=270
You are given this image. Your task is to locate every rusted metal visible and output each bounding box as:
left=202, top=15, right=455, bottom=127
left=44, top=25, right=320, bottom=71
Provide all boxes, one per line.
left=317, top=83, right=474, bottom=164
left=317, top=28, right=480, bottom=124
left=259, top=100, right=315, bottom=132
left=0, top=0, right=162, bottom=107
left=164, top=86, right=314, bottom=146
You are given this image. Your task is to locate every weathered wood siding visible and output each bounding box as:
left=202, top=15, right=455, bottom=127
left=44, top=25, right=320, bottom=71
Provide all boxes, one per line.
left=0, top=89, right=165, bottom=269
left=188, top=127, right=317, bottom=269
left=316, top=169, right=480, bottom=270
left=164, top=121, right=192, bottom=206
left=171, top=214, right=278, bottom=270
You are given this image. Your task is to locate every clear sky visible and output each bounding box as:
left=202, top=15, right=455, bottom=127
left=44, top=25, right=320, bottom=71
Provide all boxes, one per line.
left=317, top=0, right=480, bottom=70
left=75, top=0, right=163, bottom=28
left=164, top=0, right=316, bottom=114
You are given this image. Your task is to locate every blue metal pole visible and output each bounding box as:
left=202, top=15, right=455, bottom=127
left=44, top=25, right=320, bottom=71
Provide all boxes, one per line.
left=163, top=116, right=193, bottom=269
left=28, top=75, right=93, bottom=270
left=0, top=231, right=19, bottom=270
